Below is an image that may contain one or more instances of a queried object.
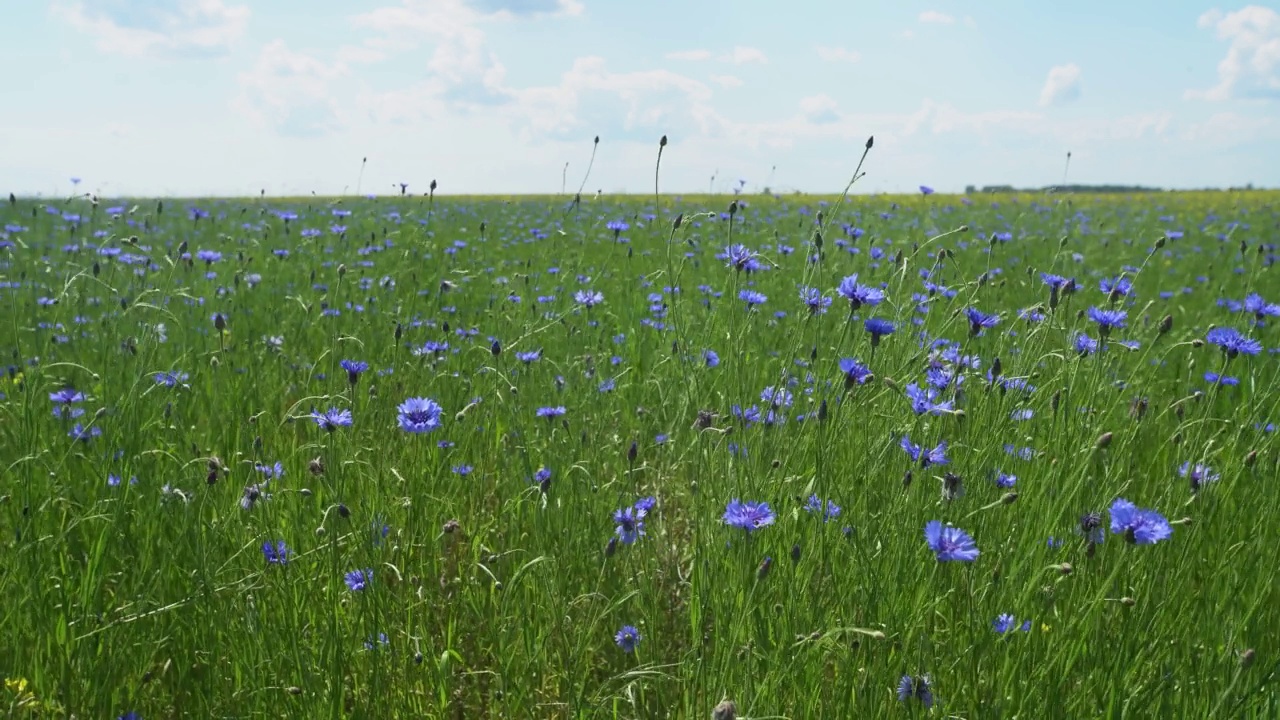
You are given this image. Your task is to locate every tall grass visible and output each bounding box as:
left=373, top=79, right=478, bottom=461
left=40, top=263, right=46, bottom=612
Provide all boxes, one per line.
left=1, top=184, right=1278, bottom=718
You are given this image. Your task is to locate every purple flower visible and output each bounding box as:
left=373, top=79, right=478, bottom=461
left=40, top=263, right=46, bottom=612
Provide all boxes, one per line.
left=340, top=359, right=368, bottom=384
left=312, top=407, right=353, bottom=432
left=718, top=244, right=763, bottom=273
left=739, top=289, right=767, bottom=308
left=1108, top=498, right=1172, bottom=545
left=965, top=307, right=1000, bottom=336
left=1074, top=333, right=1099, bottom=356
left=901, top=435, right=949, bottom=468
left=262, top=540, right=290, bottom=565
left=536, top=405, right=566, bottom=419
left=799, top=286, right=832, bottom=314
left=574, top=289, right=604, bottom=308
left=836, top=274, right=884, bottom=310
left=804, top=494, right=841, bottom=521
left=344, top=568, right=373, bottom=592
left=838, top=357, right=872, bottom=386
left=897, top=674, right=933, bottom=708
left=397, top=397, right=443, bottom=433
left=613, top=506, right=646, bottom=544
left=864, top=317, right=895, bottom=344
left=50, top=387, right=84, bottom=405
left=924, top=520, right=980, bottom=562
left=723, top=499, right=775, bottom=532
left=1206, top=327, right=1262, bottom=359
left=614, top=625, right=641, bottom=652
left=1087, top=307, right=1127, bottom=335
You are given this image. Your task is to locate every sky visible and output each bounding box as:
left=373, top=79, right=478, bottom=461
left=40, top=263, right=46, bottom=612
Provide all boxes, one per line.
left=2, top=0, right=1279, bottom=197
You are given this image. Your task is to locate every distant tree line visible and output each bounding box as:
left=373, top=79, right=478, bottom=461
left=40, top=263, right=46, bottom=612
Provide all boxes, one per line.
left=963, top=183, right=1260, bottom=194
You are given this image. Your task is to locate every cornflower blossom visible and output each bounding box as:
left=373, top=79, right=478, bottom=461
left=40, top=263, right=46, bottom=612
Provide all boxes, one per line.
left=1108, top=499, right=1172, bottom=545
left=836, top=274, right=884, bottom=311
left=613, top=506, right=646, bottom=544
left=900, top=436, right=949, bottom=468
left=897, top=674, right=934, bottom=708
left=344, top=568, right=373, bottom=592
left=312, top=407, right=353, bottom=432
left=614, top=625, right=641, bottom=653
left=397, top=397, right=443, bottom=433
left=574, top=289, right=604, bottom=308
left=924, top=520, right=980, bottom=562
left=1087, top=307, right=1127, bottom=336
left=723, top=499, right=775, bottom=532
left=1206, top=327, right=1262, bottom=359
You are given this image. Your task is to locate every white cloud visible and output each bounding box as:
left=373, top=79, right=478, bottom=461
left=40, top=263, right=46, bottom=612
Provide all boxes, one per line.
left=722, top=46, right=768, bottom=65
left=1180, top=111, right=1276, bottom=142
left=665, top=49, right=712, bottom=61
left=234, top=40, right=348, bottom=137
left=1186, top=6, right=1280, bottom=101
left=52, top=0, right=250, bottom=58
left=799, top=94, right=840, bottom=124
left=709, top=74, right=744, bottom=88
left=816, top=46, right=861, bottom=63
left=1039, top=63, right=1082, bottom=107
left=918, top=11, right=955, bottom=25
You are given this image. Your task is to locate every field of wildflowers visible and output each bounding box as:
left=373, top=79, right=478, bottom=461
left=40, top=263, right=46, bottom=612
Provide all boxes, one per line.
left=2, top=178, right=1279, bottom=718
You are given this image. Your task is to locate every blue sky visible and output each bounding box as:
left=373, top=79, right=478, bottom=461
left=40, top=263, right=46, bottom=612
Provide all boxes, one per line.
left=3, top=0, right=1278, bottom=197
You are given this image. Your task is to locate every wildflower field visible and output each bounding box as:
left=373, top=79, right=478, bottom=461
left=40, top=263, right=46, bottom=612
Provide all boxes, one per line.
left=2, top=182, right=1279, bottom=718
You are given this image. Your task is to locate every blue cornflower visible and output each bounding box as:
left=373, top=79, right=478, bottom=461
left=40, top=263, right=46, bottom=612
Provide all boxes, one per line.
left=1074, top=333, right=1099, bottom=356
left=965, top=307, right=1000, bottom=336
left=1108, top=498, right=1172, bottom=545
left=50, top=387, right=84, bottom=405
left=993, top=613, right=1016, bottom=634
left=919, top=185, right=935, bottom=195
left=344, top=568, right=373, bottom=591
left=69, top=423, right=101, bottom=442
left=904, top=383, right=954, bottom=416
left=340, top=359, right=369, bottom=384
left=703, top=350, right=720, bottom=367
left=924, top=520, right=980, bottom=562
left=739, top=289, right=767, bottom=308
left=1087, top=307, right=1127, bottom=336
left=364, top=633, right=389, bottom=651
left=995, top=472, right=1016, bottom=488
left=536, top=405, right=566, bottom=419
left=312, top=407, right=353, bottom=431
left=515, top=349, right=542, bottom=363
left=838, top=357, right=872, bottom=386
left=574, top=289, right=604, bottom=307
left=864, top=317, right=895, bottom=345
left=897, top=674, right=934, bottom=708
left=452, top=464, right=473, bottom=475
left=614, top=625, right=641, bottom=653
left=255, top=461, right=285, bottom=479
left=262, top=540, right=290, bottom=564
left=117, top=713, right=141, bottom=720
left=196, top=249, right=222, bottom=264
left=836, top=274, right=885, bottom=310
left=799, top=286, right=832, bottom=314
left=718, top=244, right=763, bottom=273
left=152, top=370, right=189, bottom=387
left=760, top=385, right=793, bottom=409
left=900, top=436, right=949, bottom=468
left=613, top=506, right=646, bottom=544
left=1101, top=275, right=1133, bottom=299
left=1206, top=327, right=1262, bottom=359
left=804, top=494, right=841, bottom=521
left=1178, top=461, right=1220, bottom=490
left=723, top=499, right=775, bottom=532
left=397, top=397, right=443, bottom=433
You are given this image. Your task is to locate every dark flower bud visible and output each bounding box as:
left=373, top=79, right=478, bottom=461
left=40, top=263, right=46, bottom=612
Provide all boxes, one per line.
left=728, top=201, right=738, bottom=217
left=790, top=543, right=801, bottom=564
left=627, top=440, right=638, bottom=464
left=817, top=398, right=828, bottom=421
left=337, top=504, right=350, bottom=519
left=605, top=536, right=618, bottom=558
left=414, top=652, right=424, bottom=665
left=491, top=340, right=501, bottom=356
left=1158, top=314, right=1173, bottom=334
left=673, top=213, right=682, bottom=230
left=309, top=457, right=325, bottom=476
left=443, top=519, right=460, bottom=534
left=756, top=556, right=772, bottom=580
left=1121, top=596, right=1136, bottom=607
left=864, top=135, right=874, bottom=150
left=1095, top=432, right=1113, bottom=449
left=1241, top=648, right=1255, bottom=668
left=287, top=686, right=302, bottom=695
left=430, top=179, right=438, bottom=192
left=1001, top=492, right=1018, bottom=505
left=1245, top=449, right=1258, bottom=467
left=1053, top=562, right=1073, bottom=575
left=206, top=470, right=218, bottom=485
left=902, top=469, right=913, bottom=488
left=659, top=135, right=668, bottom=147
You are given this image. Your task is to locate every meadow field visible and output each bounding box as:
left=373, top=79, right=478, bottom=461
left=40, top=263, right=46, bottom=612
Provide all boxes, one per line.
left=1, top=184, right=1278, bottom=718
